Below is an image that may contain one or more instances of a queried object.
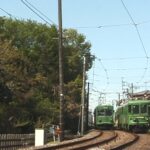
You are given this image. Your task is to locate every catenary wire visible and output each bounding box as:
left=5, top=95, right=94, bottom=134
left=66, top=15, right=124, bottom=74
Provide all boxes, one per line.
left=99, top=56, right=146, bottom=61
left=21, top=0, right=52, bottom=26
left=107, top=67, right=148, bottom=71
left=23, top=0, right=57, bottom=25
left=121, top=0, right=148, bottom=58
left=0, top=7, right=12, bottom=17
left=91, top=58, right=95, bottom=89
left=120, top=0, right=149, bottom=83
left=96, top=57, right=110, bottom=91
left=67, top=19, right=150, bottom=29
left=137, top=19, right=150, bottom=25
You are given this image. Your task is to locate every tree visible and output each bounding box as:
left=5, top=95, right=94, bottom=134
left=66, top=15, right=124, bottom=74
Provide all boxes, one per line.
left=0, top=17, right=94, bottom=133
left=62, top=29, right=94, bottom=131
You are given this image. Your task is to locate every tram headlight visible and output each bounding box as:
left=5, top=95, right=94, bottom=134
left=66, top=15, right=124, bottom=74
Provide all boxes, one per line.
left=133, top=118, right=138, bottom=122
left=130, top=117, right=138, bottom=122
left=130, top=117, right=134, bottom=121
left=145, top=117, right=149, bottom=121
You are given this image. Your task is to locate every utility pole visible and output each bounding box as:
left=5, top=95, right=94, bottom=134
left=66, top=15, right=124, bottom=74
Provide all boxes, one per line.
left=58, top=0, right=64, bottom=141
left=81, top=56, right=86, bottom=135
left=131, top=83, right=134, bottom=99
left=85, top=82, right=89, bottom=131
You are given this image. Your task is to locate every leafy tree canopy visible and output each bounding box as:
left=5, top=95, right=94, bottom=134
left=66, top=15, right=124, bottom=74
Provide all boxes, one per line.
left=0, top=17, right=94, bottom=133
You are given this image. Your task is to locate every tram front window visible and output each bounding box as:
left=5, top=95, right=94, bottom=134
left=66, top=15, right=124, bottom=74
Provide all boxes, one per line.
left=106, top=109, right=112, bottom=115
left=98, top=109, right=105, bottom=116
left=132, top=105, right=139, bottom=114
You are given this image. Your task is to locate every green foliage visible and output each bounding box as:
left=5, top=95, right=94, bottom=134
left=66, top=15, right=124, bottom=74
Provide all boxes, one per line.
left=63, top=29, right=94, bottom=82
left=0, top=17, right=93, bottom=133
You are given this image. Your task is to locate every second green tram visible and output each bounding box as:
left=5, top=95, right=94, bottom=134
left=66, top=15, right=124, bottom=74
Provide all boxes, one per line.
left=115, top=99, right=150, bottom=132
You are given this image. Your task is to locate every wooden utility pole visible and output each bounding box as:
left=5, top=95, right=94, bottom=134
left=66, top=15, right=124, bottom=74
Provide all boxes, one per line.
left=58, top=0, right=64, bottom=141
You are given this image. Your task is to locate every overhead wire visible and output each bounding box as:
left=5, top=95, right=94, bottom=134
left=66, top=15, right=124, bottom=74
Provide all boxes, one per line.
left=20, top=0, right=52, bottom=26
left=88, top=55, right=110, bottom=104
left=68, top=19, right=150, bottom=29
left=1, top=1, right=57, bottom=26
left=121, top=0, right=148, bottom=58
left=68, top=23, right=132, bottom=29
left=137, top=19, right=150, bottom=26
left=91, top=58, right=95, bottom=89
left=120, top=0, right=149, bottom=83
left=96, top=57, right=110, bottom=92
left=0, top=7, right=12, bottom=17
left=99, top=56, right=146, bottom=61
left=107, top=67, right=148, bottom=71
left=88, top=58, right=102, bottom=105
left=23, top=0, right=57, bottom=25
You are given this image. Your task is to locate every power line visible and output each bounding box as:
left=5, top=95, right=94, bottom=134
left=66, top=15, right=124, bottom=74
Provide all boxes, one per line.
left=91, top=58, right=95, bottom=88
left=121, top=0, right=148, bottom=58
left=23, top=0, right=57, bottom=25
left=21, top=0, right=52, bottom=26
left=135, top=26, right=149, bottom=59
left=68, top=23, right=132, bottom=29
left=96, top=57, right=110, bottom=91
left=137, top=58, right=149, bottom=83
left=88, top=56, right=110, bottom=104
left=121, top=0, right=135, bottom=25
left=0, top=7, right=34, bottom=20
left=99, top=56, right=147, bottom=61
left=67, top=19, right=150, bottom=29
left=121, top=0, right=149, bottom=82
left=107, top=67, right=148, bottom=71
left=137, top=19, right=150, bottom=26
left=0, top=7, right=12, bottom=17
left=111, top=75, right=150, bottom=79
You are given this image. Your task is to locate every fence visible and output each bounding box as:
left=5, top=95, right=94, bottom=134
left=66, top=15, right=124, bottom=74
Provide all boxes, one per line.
left=0, top=134, right=34, bottom=150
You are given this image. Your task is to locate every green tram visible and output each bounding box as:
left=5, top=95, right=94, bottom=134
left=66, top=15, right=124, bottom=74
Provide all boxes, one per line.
left=94, top=105, right=114, bottom=129
left=115, top=99, right=150, bottom=132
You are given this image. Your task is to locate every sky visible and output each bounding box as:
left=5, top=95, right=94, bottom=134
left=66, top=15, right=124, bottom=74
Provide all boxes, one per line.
left=1, top=0, right=150, bottom=111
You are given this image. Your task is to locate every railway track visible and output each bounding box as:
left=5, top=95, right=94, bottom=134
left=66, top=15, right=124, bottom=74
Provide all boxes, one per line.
left=122, top=133, right=150, bottom=150
left=94, top=130, right=138, bottom=150
left=29, top=130, right=116, bottom=150
left=23, top=130, right=138, bottom=150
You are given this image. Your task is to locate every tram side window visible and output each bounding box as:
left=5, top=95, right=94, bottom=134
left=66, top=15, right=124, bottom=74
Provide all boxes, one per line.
left=132, top=105, right=139, bottom=114
left=148, top=106, right=150, bottom=115
left=141, top=104, right=147, bottom=113
left=128, top=105, right=131, bottom=113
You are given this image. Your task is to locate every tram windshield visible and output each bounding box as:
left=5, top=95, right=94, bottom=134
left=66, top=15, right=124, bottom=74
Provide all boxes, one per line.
left=132, top=105, right=139, bottom=114
left=98, top=109, right=105, bottom=116
left=106, top=109, right=113, bottom=115
left=98, top=108, right=113, bottom=116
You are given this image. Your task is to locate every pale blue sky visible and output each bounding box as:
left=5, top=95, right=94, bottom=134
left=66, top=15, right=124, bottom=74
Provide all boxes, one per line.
left=1, top=0, right=150, bottom=111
